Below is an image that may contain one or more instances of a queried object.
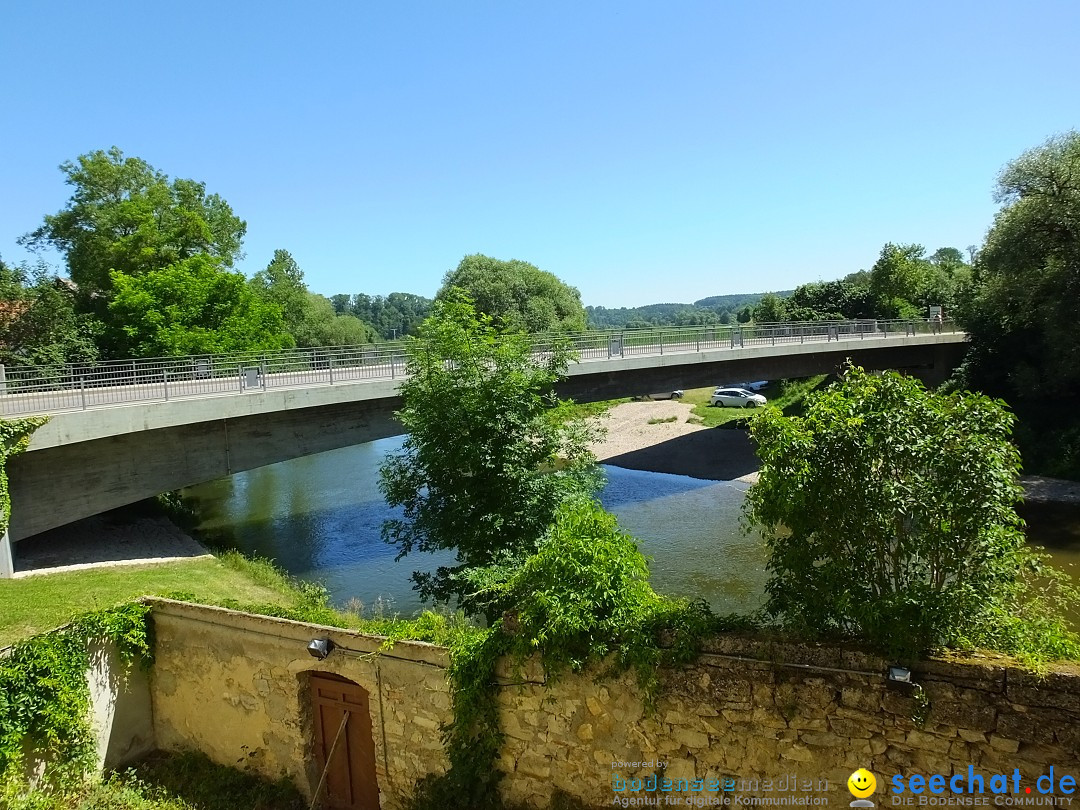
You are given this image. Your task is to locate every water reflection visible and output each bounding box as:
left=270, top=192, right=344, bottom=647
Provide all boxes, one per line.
left=183, top=437, right=1079, bottom=621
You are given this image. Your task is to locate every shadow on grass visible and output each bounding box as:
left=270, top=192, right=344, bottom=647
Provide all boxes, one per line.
left=122, top=750, right=305, bottom=810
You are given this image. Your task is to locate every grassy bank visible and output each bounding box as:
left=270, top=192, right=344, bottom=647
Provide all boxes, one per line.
left=0, top=552, right=300, bottom=647
left=680, top=375, right=830, bottom=428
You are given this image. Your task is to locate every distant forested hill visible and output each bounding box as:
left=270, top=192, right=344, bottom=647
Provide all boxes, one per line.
left=586, top=290, right=792, bottom=329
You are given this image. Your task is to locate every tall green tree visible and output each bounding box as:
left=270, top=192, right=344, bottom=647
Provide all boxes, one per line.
left=379, top=291, right=600, bottom=609
left=868, top=243, right=927, bottom=318
left=745, top=365, right=1078, bottom=659
left=752, top=293, right=788, bottom=323
left=437, top=254, right=587, bottom=333
left=21, top=147, right=246, bottom=303
left=250, top=249, right=308, bottom=334
left=106, top=255, right=291, bottom=357
left=957, top=131, right=1080, bottom=476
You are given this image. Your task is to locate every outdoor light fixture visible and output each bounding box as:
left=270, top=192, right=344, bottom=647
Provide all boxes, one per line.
left=886, top=665, right=915, bottom=694
left=307, top=637, right=335, bottom=660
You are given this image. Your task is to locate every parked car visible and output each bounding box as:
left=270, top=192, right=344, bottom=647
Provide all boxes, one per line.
left=723, top=380, right=769, bottom=392
left=710, top=387, right=767, bottom=408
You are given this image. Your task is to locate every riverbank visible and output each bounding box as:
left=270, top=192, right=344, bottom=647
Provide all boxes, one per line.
left=589, top=401, right=1080, bottom=507
left=590, top=399, right=758, bottom=482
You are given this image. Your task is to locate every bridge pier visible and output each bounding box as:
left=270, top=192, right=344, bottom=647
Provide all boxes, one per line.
left=1, top=529, right=12, bottom=578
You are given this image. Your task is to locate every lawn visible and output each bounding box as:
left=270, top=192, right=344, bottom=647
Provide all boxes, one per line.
left=0, top=552, right=298, bottom=647
left=681, top=375, right=831, bottom=427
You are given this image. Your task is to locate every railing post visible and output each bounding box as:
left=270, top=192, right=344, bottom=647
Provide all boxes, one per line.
left=163, top=368, right=169, bottom=401
left=659, top=333, right=664, bottom=355
left=261, top=356, right=267, bottom=390
left=329, top=356, right=334, bottom=385
left=238, top=365, right=244, bottom=391
left=390, top=353, right=396, bottom=380
left=771, top=328, right=776, bottom=347
left=80, top=376, right=86, bottom=410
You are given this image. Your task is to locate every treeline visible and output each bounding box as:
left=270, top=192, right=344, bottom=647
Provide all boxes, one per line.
left=748, top=244, right=972, bottom=325
left=586, top=293, right=789, bottom=329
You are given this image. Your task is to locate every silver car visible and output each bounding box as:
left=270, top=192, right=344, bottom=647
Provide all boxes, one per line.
left=710, top=387, right=767, bottom=408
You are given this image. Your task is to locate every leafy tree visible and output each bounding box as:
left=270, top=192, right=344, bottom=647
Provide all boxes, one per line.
left=292, top=294, right=375, bottom=347
left=250, top=249, right=308, bottom=334
left=957, top=131, right=1080, bottom=476
left=745, top=365, right=1078, bottom=659
left=868, top=243, right=928, bottom=319
left=106, top=255, right=292, bottom=356
left=250, top=251, right=377, bottom=347
left=437, top=254, right=587, bottom=333
left=752, top=293, right=787, bottom=323
left=784, top=280, right=875, bottom=321
left=22, top=147, right=246, bottom=303
left=330, top=293, right=352, bottom=315
left=0, top=257, right=99, bottom=367
left=379, top=291, right=601, bottom=610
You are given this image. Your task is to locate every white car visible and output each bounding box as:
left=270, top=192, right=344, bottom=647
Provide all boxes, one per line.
left=710, top=387, right=767, bottom=408
left=723, top=380, right=769, bottom=392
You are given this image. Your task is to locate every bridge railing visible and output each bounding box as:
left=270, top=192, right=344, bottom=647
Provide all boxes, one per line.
left=0, top=319, right=960, bottom=416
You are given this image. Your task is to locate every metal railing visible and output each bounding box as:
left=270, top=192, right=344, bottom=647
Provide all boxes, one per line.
left=0, top=319, right=960, bottom=417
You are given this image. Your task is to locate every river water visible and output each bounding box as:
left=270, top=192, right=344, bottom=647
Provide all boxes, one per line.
left=183, top=436, right=1080, bottom=620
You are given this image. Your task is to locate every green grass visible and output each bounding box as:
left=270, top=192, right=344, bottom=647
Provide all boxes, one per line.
left=559, top=396, right=632, bottom=420
left=682, top=375, right=831, bottom=428
left=0, top=552, right=298, bottom=647
left=647, top=415, right=679, bottom=424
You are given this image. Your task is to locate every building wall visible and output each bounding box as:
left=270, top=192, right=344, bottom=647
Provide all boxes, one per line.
left=146, top=600, right=1080, bottom=809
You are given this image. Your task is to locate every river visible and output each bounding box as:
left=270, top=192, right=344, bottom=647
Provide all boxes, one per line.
left=182, top=436, right=1080, bottom=620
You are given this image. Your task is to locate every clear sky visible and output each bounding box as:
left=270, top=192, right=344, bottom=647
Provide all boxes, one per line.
left=1, top=1, right=1077, bottom=308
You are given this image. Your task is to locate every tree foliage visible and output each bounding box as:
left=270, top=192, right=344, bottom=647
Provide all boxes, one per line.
left=292, top=294, right=376, bottom=347
left=745, top=365, right=1078, bottom=659
left=22, top=147, right=246, bottom=302
left=437, top=254, right=587, bottom=333
left=340, top=292, right=433, bottom=339
left=379, top=291, right=600, bottom=609
left=106, top=255, right=292, bottom=356
left=956, top=131, right=1080, bottom=477
left=0, top=258, right=99, bottom=367
left=251, top=250, right=376, bottom=347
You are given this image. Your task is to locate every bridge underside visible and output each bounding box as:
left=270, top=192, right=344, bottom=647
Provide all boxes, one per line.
left=3, top=339, right=967, bottom=574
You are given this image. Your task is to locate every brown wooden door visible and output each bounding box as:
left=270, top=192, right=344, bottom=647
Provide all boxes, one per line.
left=310, top=673, right=380, bottom=810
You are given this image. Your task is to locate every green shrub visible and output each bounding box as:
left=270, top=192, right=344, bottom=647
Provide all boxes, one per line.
left=745, top=364, right=1080, bottom=661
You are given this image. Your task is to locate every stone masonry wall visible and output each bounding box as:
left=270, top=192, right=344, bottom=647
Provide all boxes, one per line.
left=147, top=600, right=1080, bottom=808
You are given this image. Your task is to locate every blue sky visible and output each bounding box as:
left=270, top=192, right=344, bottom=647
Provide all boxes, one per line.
left=2, top=2, right=1077, bottom=308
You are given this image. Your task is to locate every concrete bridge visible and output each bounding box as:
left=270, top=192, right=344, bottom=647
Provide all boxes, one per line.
left=0, top=321, right=967, bottom=575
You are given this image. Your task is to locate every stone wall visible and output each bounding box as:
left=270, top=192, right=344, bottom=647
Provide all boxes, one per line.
left=146, top=599, right=1080, bottom=808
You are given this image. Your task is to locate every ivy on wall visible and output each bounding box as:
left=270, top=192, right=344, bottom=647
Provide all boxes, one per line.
left=0, top=603, right=153, bottom=787
left=0, top=416, right=48, bottom=538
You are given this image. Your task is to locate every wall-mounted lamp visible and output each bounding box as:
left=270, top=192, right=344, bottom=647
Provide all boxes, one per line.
left=307, top=637, right=336, bottom=660
left=886, top=665, right=916, bottom=694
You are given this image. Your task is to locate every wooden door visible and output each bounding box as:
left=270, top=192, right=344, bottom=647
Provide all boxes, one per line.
left=310, top=673, right=380, bottom=810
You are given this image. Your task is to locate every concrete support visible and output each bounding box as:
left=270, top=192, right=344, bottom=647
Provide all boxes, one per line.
left=1, top=529, right=13, bottom=578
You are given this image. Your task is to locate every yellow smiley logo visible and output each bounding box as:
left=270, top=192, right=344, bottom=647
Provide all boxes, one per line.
left=848, top=769, right=877, bottom=798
